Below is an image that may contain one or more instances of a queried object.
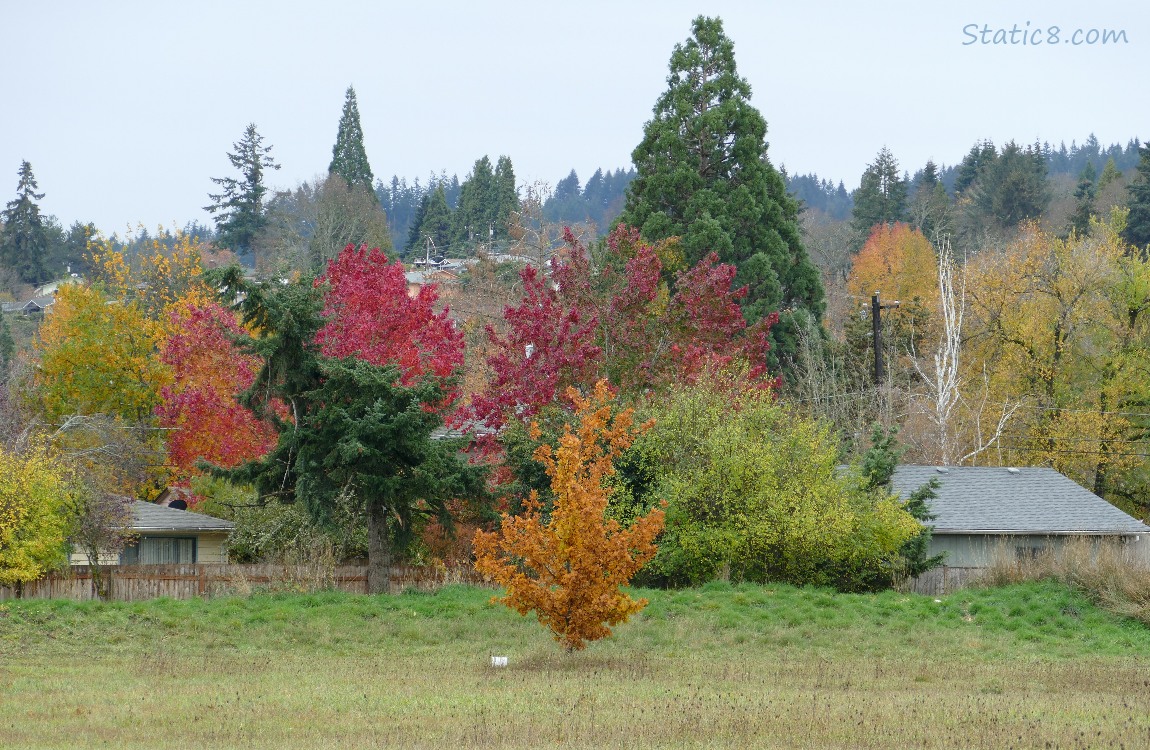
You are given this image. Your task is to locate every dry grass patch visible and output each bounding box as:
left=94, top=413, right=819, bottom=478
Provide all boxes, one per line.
left=2, top=583, right=1149, bottom=749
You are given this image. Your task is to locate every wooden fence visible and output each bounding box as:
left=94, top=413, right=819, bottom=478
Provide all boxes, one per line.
left=904, top=566, right=982, bottom=596
left=0, top=563, right=488, bottom=602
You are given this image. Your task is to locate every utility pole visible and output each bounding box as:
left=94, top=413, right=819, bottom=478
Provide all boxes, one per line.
left=871, top=291, right=900, bottom=385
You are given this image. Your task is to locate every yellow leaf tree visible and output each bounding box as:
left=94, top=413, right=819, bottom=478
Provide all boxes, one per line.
left=0, top=446, right=72, bottom=589
left=963, top=213, right=1150, bottom=501
left=473, top=380, right=665, bottom=651
left=35, top=283, right=170, bottom=424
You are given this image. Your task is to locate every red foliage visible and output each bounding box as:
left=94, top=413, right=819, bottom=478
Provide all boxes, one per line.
left=316, top=244, right=464, bottom=395
left=468, top=225, right=778, bottom=434
left=156, top=302, right=278, bottom=483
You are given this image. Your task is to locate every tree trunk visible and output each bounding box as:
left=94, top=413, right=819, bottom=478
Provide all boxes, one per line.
left=366, top=501, right=392, bottom=595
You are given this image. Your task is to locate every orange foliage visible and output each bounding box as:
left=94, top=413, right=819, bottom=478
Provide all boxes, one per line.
left=472, top=380, right=665, bottom=651
left=847, top=222, right=938, bottom=315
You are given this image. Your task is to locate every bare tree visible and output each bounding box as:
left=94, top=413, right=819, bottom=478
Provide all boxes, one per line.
left=65, top=488, right=135, bottom=600
left=911, top=238, right=1019, bottom=464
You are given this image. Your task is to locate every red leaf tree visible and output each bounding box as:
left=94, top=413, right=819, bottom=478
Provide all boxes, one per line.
left=316, top=244, right=464, bottom=397
left=156, top=301, right=278, bottom=485
left=468, top=225, right=778, bottom=435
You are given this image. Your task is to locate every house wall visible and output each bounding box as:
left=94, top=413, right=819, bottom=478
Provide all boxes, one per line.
left=928, top=533, right=1147, bottom=568
left=70, top=532, right=230, bottom=565
left=197, top=533, right=229, bottom=563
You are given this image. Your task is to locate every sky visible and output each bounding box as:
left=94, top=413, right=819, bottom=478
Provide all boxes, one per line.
left=2, top=0, right=1146, bottom=236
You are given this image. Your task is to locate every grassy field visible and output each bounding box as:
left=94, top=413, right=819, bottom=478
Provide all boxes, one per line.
left=2, top=581, right=1148, bottom=749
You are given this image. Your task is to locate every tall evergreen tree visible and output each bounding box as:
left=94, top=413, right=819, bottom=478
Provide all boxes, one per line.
left=1124, top=142, right=1150, bottom=252
left=205, top=123, right=280, bottom=256
left=619, top=16, right=824, bottom=351
left=405, top=185, right=454, bottom=256
left=493, top=155, right=519, bottom=236
left=1097, top=157, right=1122, bottom=191
left=0, top=161, right=50, bottom=285
left=1069, top=162, right=1097, bottom=237
left=954, top=140, right=997, bottom=195
left=972, top=140, right=1050, bottom=229
left=851, top=147, right=908, bottom=246
left=453, top=155, right=499, bottom=248
left=328, top=86, right=375, bottom=193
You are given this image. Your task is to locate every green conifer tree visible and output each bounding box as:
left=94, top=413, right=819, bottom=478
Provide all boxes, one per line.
left=619, top=16, right=824, bottom=354
left=0, top=161, right=50, bottom=285
left=328, top=86, right=375, bottom=193
left=851, top=147, right=908, bottom=247
left=1097, top=157, right=1122, bottom=191
left=1123, top=143, right=1150, bottom=252
left=406, top=186, right=454, bottom=256
left=1069, top=162, right=1097, bottom=237
left=205, top=123, right=280, bottom=256
left=453, top=156, right=497, bottom=249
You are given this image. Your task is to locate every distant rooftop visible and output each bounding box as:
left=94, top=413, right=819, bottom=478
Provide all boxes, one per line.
left=891, top=465, right=1150, bottom=536
left=131, top=501, right=234, bottom=532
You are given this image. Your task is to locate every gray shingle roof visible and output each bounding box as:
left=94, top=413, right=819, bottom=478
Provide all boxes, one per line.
left=131, top=501, right=234, bottom=532
left=890, top=465, right=1150, bottom=535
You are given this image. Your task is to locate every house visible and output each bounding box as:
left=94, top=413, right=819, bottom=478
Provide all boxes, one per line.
left=890, top=465, right=1150, bottom=568
left=1, top=294, right=56, bottom=315
left=70, top=501, right=234, bottom=566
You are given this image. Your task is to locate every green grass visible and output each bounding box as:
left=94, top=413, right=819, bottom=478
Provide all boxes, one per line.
left=3, top=581, right=1149, bottom=749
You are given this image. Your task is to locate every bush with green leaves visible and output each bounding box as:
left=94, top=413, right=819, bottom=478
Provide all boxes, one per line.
left=618, top=376, right=922, bottom=590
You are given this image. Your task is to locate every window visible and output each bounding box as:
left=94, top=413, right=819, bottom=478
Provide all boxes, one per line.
left=119, top=536, right=197, bottom=564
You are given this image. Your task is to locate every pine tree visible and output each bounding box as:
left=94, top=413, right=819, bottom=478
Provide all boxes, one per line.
left=1098, top=157, right=1122, bottom=191
left=493, top=155, right=519, bottom=239
left=1124, top=143, right=1150, bottom=252
left=851, top=147, right=908, bottom=246
left=1069, top=162, right=1097, bottom=237
left=405, top=185, right=454, bottom=255
left=954, top=140, right=997, bottom=195
left=205, top=123, right=280, bottom=256
left=619, top=16, right=823, bottom=354
left=454, top=156, right=499, bottom=249
left=328, top=86, right=375, bottom=193
left=0, top=161, right=50, bottom=284
left=972, top=141, right=1050, bottom=229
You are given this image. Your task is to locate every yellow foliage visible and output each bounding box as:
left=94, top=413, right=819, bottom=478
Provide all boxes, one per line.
left=963, top=217, right=1150, bottom=490
left=473, top=380, right=665, bottom=651
left=86, top=229, right=213, bottom=332
left=0, top=446, right=72, bottom=586
left=35, top=283, right=170, bottom=424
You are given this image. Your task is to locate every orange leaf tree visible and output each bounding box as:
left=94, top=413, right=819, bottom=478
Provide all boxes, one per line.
left=473, top=380, right=665, bottom=651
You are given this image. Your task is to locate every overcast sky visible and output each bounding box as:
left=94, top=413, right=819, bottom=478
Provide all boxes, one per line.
left=2, top=0, right=1145, bottom=235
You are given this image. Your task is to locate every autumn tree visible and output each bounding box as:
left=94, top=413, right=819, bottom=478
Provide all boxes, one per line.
left=468, top=225, right=775, bottom=437
left=964, top=213, right=1150, bottom=503
left=308, top=175, right=393, bottom=270
left=155, top=300, right=277, bottom=485
left=63, top=486, right=135, bottom=600
left=205, top=123, right=280, bottom=258
left=35, top=283, right=170, bottom=424
left=315, top=244, right=463, bottom=389
left=209, top=245, right=481, bottom=591
left=846, top=223, right=939, bottom=317
left=0, top=445, right=71, bottom=591
left=622, top=372, right=921, bottom=590
left=619, top=16, right=823, bottom=352
left=86, top=229, right=213, bottom=324
left=473, top=381, right=665, bottom=651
